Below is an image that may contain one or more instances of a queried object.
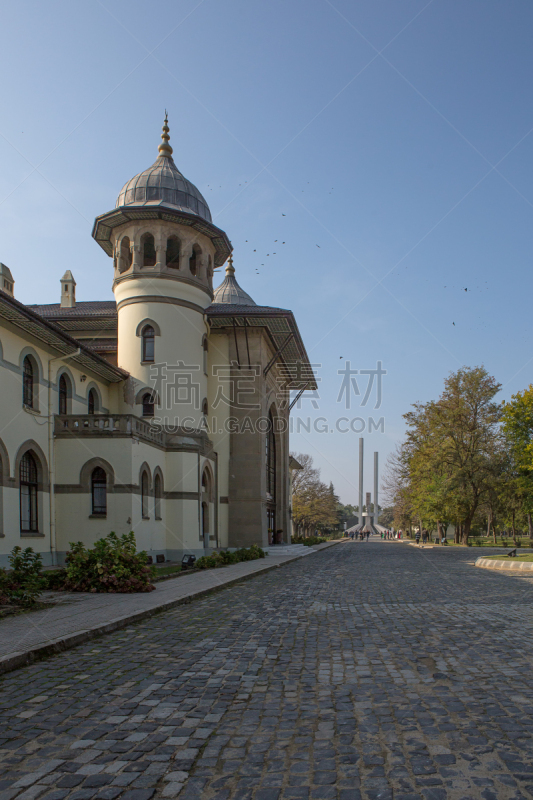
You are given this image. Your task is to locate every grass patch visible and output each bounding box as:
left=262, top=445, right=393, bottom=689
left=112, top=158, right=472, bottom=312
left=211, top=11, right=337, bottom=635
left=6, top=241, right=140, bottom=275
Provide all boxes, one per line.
left=483, top=554, right=533, bottom=562
left=153, top=565, right=182, bottom=579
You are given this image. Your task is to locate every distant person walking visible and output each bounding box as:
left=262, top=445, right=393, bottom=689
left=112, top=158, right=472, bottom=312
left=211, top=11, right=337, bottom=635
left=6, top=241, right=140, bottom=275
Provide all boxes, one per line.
left=366, top=530, right=370, bottom=541
left=415, top=530, right=421, bottom=545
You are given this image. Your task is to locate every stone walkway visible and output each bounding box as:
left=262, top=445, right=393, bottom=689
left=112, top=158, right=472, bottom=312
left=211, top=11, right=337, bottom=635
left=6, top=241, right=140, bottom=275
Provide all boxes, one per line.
left=3, top=539, right=533, bottom=800
left=0, top=543, right=340, bottom=674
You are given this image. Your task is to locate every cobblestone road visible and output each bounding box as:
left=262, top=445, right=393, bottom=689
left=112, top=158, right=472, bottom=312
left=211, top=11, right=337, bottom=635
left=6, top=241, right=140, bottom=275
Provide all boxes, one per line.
left=3, top=541, right=533, bottom=800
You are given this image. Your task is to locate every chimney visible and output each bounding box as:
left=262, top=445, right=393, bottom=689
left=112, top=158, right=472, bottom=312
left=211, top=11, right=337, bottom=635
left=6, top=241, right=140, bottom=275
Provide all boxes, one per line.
left=60, top=271, right=76, bottom=308
left=0, top=263, right=14, bottom=297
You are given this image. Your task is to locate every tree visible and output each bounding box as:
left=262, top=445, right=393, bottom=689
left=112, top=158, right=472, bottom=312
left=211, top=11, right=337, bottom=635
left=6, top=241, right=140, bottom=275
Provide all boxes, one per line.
left=402, top=366, right=503, bottom=544
left=501, top=386, right=533, bottom=542
left=290, top=453, right=339, bottom=536
left=378, top=507, right=394, bottom=526
left=382, top=443, right=415, bottom=532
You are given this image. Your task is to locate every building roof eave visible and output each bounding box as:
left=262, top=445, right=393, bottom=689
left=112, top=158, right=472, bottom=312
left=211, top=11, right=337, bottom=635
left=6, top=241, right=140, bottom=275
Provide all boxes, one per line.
left=92, top=206, right=232, bottom=267
left=206, top=304, right=317, bottom=390
left=0, top=290, right=128, bottom=384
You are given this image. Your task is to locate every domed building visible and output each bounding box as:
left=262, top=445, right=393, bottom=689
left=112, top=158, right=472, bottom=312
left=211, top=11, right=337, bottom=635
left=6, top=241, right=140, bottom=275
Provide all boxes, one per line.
left=0, top=117, right=316, bottom=566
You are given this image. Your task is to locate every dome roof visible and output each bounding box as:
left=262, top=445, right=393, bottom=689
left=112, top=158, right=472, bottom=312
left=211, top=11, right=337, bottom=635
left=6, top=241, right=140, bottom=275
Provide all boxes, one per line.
left=213, top=257, right=256, bottom=306
left=115, top=115, right=212, bottom=223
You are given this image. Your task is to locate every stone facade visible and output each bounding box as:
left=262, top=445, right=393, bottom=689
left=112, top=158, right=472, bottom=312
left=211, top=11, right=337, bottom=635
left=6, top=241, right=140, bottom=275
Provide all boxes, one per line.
left=0, top=119, right=315, bottom=566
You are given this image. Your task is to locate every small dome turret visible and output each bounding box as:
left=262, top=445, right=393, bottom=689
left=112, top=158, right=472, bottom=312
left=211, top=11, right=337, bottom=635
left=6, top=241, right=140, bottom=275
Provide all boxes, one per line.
left=213, top=256, right=256, bottom=306
left=115, top=114, right=212, bottom=222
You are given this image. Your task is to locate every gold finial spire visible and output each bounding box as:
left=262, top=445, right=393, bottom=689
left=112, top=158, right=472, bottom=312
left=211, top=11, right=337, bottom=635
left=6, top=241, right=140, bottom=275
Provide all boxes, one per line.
left=226, top=254, right=235, bottom=276
left=158, top=111, right=173, bottom=158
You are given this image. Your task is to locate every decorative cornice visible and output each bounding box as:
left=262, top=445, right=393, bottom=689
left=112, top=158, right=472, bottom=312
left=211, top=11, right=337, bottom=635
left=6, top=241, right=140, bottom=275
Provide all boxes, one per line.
left=116, top=295, right=207, bottom=316
left=113, top=270, right=213, bottom=300
left=92, top=205, right=232, bottom=267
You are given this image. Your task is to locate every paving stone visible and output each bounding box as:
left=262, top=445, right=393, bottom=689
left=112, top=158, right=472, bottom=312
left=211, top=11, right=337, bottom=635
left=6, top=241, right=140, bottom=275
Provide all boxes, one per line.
left=41, top=792, right=70, bottom=800
left=3, top=543, right=533, bottom=798
left=95, top=791, right=123, bottom=800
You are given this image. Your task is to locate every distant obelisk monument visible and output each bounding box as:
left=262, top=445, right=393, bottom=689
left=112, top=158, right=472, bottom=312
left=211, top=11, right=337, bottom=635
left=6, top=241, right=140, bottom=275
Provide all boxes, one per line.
left=358, top=437, right=380, bottom=530
left=358, top=437, right=364, bottom=525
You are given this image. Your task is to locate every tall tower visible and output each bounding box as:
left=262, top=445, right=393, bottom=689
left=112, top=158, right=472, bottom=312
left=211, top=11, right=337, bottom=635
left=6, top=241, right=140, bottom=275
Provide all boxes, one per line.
left=374, top=451, right=379, bottom=528
left=358, top=437, right=364, bottom=524
left=92, top=115, right=232, bottom=427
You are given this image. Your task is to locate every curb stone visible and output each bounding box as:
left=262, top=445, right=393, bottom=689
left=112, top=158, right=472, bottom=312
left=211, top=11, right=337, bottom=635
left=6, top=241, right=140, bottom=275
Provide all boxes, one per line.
left=0, top=540, right=342, bottom=676
left=475, top=556, right=533, bottom=572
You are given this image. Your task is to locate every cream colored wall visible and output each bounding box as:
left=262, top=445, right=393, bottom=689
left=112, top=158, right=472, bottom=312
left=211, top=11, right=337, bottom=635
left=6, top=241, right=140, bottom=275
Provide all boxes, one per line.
left=130, top=440, right=166, bottom=553
left=115, top=281, right=209, bottom=429
left=55, top=437, right=166, bottom=555
left=0, top=319, right=113, bottom=565
left=55, top=437, right=134, bottom=554
left=54, top=438, right=210, bottom=560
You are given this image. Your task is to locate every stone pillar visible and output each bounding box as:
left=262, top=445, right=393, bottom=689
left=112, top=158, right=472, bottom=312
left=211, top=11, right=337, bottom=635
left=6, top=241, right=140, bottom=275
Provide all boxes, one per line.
left=155, top=242, right=166, bottom=272
left=132, top=243, right=142, bottom=272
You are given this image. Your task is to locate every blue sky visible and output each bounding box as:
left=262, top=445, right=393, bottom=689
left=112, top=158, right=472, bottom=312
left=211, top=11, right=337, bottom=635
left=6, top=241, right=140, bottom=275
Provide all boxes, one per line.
left=1, top=0, right=532, bottom=504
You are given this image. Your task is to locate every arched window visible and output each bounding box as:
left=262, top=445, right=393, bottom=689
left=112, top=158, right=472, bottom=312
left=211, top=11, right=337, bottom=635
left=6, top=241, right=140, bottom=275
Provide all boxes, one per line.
left=203, top=337, right=208, bottom=376
left=142, top=233, right=156, bottom=267
left=166, top=236, right=180, bottom=268
left=20, top=452, right=38, bottom=532
left=119, top=236, right=132, bottom=272
left=88, top=388, right=98, bottom=415
left=22, top=356, right=34, bottom=408
left=154, top=473, right=162, bottom=520
left=201, top=469, right=211, bottom=547
left=91, top=467, right=107, bottom=516
left=58, top=374, right=69, bottom=414
left=141, top=325, right=155, bottom=363
left=141, top=471, right=149, bottom=518
left=189, top=246, right=199, bottom=276
left=142, top=393, right=155, bottom=417
left=207, top=254, right=212, bottom=278
left=266, top=412, right=276, bottom=501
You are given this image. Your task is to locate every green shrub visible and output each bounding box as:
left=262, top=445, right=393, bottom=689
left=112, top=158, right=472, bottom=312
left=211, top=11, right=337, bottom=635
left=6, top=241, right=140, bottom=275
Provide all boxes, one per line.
left=0, top=547, right=45, bottom=606
left=196, top=545, right=265, bottom=570
left=236, top=544, right=266, bottom=560
left=218, top=550, right=237, bottom=565
left=195, top=554, right=222, bottom=570
left=42, top=569, right=67, bottom=590
left=292, top=535, right=326, bottom=546
left=64, top=532, right=155, bottom=593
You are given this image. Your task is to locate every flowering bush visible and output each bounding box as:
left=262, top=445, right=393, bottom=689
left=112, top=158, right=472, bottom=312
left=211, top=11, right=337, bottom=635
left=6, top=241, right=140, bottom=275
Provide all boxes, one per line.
left=195, top=544, right=265, bottom=570
left=64, top=532, right=155, bottom=593
left=0, top=546, right=45, bottom=606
